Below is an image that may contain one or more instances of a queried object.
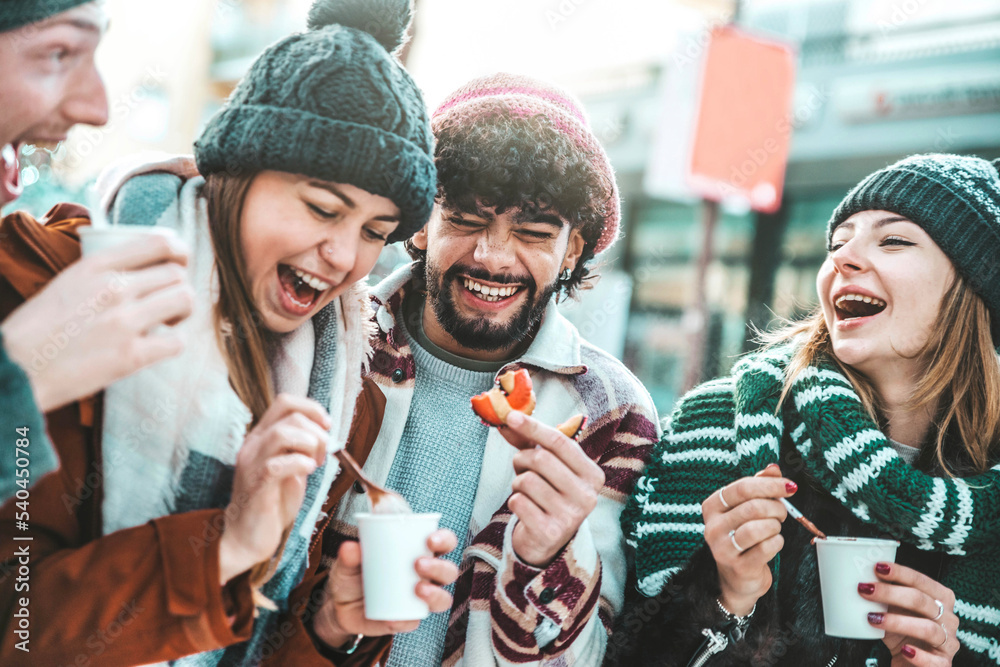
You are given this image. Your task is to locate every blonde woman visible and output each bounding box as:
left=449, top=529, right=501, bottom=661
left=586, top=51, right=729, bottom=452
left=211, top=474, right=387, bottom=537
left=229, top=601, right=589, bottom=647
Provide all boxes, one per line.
left=612, top=154, right=1000, bottom=666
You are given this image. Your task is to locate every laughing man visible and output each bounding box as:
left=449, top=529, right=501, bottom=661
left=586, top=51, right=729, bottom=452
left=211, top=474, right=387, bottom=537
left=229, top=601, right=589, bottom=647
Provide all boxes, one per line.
left=309, top=73, right=661, bottom=667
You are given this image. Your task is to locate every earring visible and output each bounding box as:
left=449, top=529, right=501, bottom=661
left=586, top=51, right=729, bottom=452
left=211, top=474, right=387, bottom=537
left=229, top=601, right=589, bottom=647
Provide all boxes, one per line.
left=559, top=268, right=572, bottom=283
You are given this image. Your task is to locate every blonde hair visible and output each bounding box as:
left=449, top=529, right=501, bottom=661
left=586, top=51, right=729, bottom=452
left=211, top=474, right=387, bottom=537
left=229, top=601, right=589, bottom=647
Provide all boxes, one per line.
left=766, top=275, right=1000, bottom=477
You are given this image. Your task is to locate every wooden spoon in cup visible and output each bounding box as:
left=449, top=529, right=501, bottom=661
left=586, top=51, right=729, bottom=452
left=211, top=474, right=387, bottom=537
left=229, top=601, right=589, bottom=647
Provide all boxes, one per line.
left=333, top=449, right=412, bottom=514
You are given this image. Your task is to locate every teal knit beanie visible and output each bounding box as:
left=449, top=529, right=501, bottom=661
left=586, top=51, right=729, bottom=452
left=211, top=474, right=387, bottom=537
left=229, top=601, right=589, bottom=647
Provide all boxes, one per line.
left=194, top=0, right=435, bottom=243
left=0, top=0, right=92, bottom=33
left=828, top=153, right=1000, bottom=345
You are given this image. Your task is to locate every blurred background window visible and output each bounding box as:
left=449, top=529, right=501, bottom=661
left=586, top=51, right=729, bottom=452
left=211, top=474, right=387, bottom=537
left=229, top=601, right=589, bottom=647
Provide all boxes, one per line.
left=6, top=0, right=999, bottom=415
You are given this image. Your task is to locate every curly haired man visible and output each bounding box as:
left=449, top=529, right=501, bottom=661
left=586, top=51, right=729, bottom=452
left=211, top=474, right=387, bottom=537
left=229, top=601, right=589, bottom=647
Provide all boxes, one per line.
left=314, top=73, right=661, bottom=667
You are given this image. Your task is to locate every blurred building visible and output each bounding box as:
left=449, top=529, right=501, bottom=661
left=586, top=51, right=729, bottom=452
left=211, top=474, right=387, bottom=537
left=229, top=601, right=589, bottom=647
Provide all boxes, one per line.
left=577, top=0, right=1000, bottom=410
left=6, top=0, right=999, bottom=415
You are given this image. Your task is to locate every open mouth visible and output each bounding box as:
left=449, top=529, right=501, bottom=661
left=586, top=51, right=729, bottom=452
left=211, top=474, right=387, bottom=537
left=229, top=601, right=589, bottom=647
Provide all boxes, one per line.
left=834, top=293, right=887, bottom=321
left=1, top=143, right=23, bottom=202
left=460, top=277, right=525, bottom=304
left=277, top=264, right=333, bottom=315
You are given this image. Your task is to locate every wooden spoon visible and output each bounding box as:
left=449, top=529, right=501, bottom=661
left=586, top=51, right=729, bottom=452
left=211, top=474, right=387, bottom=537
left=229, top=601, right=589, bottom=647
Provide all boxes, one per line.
left=333, top=449, right=412, bottom=514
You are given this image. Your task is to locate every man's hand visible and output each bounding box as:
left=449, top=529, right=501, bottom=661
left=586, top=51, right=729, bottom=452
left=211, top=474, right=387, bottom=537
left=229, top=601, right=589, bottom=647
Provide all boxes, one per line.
left=1, top=235, right=193, bottom=411
left=312, top=530, right=459, bottom=650
left=499, top=410, right=604, bottom=568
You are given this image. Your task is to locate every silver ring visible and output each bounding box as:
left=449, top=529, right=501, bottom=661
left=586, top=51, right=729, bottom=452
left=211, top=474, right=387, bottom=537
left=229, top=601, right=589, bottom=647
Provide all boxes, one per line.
left=719, top=487, right=732, bottom=510
left=933, top=598, right=945, bottom=621
left=936, top=624, right=948, bottom=649
left=729, top=529, right=744, bottom=553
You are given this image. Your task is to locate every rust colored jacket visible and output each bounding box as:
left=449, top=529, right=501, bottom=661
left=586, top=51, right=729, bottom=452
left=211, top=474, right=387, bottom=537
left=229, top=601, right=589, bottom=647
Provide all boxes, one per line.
left=0, top=206, right=390, bottom=666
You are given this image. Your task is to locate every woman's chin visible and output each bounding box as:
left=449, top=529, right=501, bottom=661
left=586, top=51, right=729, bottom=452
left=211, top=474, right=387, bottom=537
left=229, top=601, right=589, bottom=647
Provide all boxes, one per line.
left=830, top=340, right=876, bottom=371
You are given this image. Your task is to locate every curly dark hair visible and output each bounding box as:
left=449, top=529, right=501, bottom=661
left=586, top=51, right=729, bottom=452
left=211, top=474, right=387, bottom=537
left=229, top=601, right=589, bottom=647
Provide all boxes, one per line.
left=406, top=108, right=614, bottom=299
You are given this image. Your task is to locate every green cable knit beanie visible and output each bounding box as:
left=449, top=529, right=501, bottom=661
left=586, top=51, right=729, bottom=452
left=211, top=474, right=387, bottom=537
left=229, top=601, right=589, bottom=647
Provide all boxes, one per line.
left=0, top=0, right=92, bottom=33
left=194, top=0, right=435, bottom=243
left=828, top=153, right=1000, bottom=345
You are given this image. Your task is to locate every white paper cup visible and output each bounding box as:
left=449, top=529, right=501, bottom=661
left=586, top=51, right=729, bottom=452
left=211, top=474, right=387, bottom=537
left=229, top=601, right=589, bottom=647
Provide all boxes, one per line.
left=357, top=512, right=441, bottom=621
left=815, top=536, right=899, bottom=639
left=79, top=225, right=177, bottom=256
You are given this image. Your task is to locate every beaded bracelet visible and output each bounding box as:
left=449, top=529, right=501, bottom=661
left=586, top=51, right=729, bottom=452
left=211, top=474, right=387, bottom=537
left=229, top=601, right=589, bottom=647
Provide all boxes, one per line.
left=716, top=598, right=756, bottom=627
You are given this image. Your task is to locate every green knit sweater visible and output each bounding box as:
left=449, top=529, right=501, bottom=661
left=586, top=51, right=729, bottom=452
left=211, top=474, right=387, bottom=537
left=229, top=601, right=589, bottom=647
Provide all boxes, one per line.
left=622, top=344, right=1000, bottom=663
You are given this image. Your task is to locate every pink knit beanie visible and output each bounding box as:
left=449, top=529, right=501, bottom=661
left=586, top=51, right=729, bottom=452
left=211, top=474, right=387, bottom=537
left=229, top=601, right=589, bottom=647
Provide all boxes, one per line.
left=431, top=73, right=621, bottom=255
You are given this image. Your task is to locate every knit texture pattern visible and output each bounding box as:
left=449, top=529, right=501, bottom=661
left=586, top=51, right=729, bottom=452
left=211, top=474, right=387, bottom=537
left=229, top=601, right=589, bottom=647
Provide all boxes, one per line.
left=828, top=153, right=1000, bottom=344
left=383, top=320, right=496, bottom=667
left=623, top=344, right=1000, bottom=663
left=431, top=73, right=621, bottom=254
left=0, top=0, right=90, bottom=32
left=194, top=0, right=435, bottom=242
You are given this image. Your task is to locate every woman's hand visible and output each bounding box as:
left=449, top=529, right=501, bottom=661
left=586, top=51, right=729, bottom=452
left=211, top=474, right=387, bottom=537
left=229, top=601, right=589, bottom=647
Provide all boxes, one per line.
left=312, top=529, right=459, bottom=649
left=860, top=562, right=960, bottom=665
left=1, top=235, right=193, bottom=412
left=218, top=394, right=331, bottom=583
left=702, top=463, right=796, bottom=615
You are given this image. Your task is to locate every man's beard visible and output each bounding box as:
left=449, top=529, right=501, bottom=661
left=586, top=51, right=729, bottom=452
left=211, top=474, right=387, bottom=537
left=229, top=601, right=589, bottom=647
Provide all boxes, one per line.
left=424, top=260, right=557, bottom=352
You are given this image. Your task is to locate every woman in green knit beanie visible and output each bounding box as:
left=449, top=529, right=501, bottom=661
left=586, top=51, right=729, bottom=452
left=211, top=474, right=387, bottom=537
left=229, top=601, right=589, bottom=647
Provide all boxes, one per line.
left=0, top=1, right=459, bottom=665
left=611, top=154, right=1000, bottom=667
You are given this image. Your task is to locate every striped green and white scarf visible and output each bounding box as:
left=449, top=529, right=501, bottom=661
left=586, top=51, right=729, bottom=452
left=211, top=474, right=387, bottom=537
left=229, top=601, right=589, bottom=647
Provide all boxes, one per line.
left=624, top=344, right=1000, bottom=662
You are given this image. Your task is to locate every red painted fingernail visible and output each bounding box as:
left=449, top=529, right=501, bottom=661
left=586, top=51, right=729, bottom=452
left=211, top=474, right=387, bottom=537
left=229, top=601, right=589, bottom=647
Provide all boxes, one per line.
left=867, top=612, right=884, bottom=625
left=876, top=562, right=891, bottom=575
left=858, top=583, right=875, bottom=594
left=902, top=645, right=916, bottom=659
left=785, top=481, right=798, bottom=494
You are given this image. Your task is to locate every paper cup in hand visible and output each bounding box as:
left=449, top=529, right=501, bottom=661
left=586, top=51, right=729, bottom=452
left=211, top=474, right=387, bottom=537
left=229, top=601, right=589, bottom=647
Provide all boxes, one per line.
left=357, top=512, right=441, bottom=621
left=815, top=536, right=899, bottom=639
left=80, top=225, right=177, bottom=256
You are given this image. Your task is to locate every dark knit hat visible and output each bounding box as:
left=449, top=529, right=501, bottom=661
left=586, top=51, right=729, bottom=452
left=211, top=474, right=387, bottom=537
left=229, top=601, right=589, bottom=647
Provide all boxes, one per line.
left=194, top=0, right=435, bottom=243
left=828, top=153, right=1000, bottom=345
left=0, top=0, right=92, bottom=33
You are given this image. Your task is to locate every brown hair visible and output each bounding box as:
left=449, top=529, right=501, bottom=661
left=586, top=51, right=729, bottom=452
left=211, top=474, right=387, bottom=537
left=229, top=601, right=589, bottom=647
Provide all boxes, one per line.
left=767, top=275, right=1000, bottom=477
left=202, top=172, right=286, bottom=607
left=202, top=172, right=273, bottom=424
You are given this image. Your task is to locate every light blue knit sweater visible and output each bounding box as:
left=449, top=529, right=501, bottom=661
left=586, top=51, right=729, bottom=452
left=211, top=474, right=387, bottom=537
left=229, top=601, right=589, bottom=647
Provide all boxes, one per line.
left=383, top=297, right=500, bottom=667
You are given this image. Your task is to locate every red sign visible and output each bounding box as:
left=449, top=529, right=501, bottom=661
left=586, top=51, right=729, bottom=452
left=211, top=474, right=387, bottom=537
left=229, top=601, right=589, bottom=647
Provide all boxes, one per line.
left=688, top=26, right=797, bottom=213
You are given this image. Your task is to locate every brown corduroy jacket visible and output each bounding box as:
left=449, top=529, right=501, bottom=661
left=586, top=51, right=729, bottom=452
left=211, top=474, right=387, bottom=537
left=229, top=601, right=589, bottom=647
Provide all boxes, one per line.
left=0, top=205, right=391, bottom=666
